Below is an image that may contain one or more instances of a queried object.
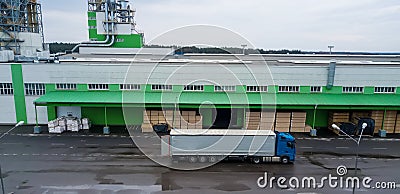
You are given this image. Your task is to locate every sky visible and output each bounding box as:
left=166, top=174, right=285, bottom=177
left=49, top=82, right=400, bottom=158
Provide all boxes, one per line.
left=41, top=0, right=400, bottom=52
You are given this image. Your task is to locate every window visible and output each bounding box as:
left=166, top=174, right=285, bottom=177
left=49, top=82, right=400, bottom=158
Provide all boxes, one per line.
left=25, top=83, right=45, bottom=96
left=0, top=83, right=13, bottom=95
left=310, top=86, right=322, bottom=93
left=215, top=85, right=236, bottom=92
left=56, top=83, right=77, bottom=90
left=246, top=86, right=268, bottom=92
left=152, top=84, right=172, bottom=91
left=278, top=86, right=300, bottom=93
left=184, top=85, right=204, bottom=91
left=120, top=84, right=141, bottom=90
left=343, top=87, right=364, bottom=93
left=88, top=84, right=109, bottom=90
left=374, top=87, right=396, bottom=94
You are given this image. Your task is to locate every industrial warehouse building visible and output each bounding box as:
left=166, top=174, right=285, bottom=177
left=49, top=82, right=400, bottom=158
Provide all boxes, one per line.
left=1, top=53, right=400, bottom=135
left=1, top=0, right=400, bottom=135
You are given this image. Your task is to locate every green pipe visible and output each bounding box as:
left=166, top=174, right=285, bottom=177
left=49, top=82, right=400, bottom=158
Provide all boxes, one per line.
left=34, top=105, right=38, bottom=126
left=312, top=104, right=318, bottom=129
left=105, top=106, right=108, bottom=127
left=382, top=109, right=386, bottom=130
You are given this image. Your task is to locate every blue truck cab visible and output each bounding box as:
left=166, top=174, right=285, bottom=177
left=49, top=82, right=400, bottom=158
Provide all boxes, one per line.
left=275, top=132, right=296, bottom=163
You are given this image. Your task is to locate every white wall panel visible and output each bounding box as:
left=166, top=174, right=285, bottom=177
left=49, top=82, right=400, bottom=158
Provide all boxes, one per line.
left=25, top=96, right=47, bottom=124
left=0, top=96, right=16, bottom=124
left=0, top=64, right=12, bottom=82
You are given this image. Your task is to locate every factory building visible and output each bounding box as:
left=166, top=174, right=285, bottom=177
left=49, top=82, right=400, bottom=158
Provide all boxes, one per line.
left=1, top=0, right=400, bottom=135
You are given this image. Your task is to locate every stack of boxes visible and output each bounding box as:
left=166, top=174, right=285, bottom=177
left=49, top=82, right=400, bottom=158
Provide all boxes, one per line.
left=383, top=111, right=397, bottom=133
left=66, top=118, right=81, bottom=132
left=395, top=113, right=400, bottom=134
left=370, top=111, right=384, bottom=133
left=173, top=111, right=202, bottom=129
left=328, top=112, right=350, bottom=135
left=141, top=110, right=153, bottom=133
left=141, top=110, right=203, bottom=132
left=290, top=112, right=307, bottom=132
left=245, top=111, right=307, bottom=132
left=275, top=112, right=291, bottom=132
left=351, top=112, right=371, bottom=124
left=48, top=117, right=90, bottom=134
left=260, top=112, right=275, bottom=130
left=245, top=112, right=261, bottom=130
left=81, top=118, right=91, bottom=130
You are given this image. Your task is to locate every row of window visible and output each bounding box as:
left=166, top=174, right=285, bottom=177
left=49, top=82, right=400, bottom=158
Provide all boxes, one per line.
left=0, top=83, right=398, bottom=96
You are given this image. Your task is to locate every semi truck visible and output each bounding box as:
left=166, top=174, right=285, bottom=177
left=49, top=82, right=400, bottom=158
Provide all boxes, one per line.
left=161, top=129, right=296, bottom=164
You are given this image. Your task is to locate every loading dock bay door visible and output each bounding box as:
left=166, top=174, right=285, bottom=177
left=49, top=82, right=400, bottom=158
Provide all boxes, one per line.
left=57, top=106, right=82, bottom=118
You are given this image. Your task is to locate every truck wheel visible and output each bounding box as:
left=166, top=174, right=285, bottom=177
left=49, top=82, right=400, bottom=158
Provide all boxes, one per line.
left=199, top=156, right=207, bottom=163
left=281, top=156, right=290, bottom=164
left=253, top=157, right=261, bottom=164
left=208, top=156, right=217, bottom=163
left=188, top=156, right=198, bottom=163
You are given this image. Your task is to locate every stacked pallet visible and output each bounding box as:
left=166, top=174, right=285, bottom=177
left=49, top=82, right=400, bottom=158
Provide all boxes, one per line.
left=395, top=114, right=400, bottom=134
left=142, top=110, right=153, bottom=133
left=275, top=112, right=291, bottom=132
left=370, top=111, right=384, bottom=133
left=351, top=112, right=371, bottom=124
left=328, top=112, right=350, bottom=134
left=291, top=112, right=307, bottom=132
left=260, top=112, right=275, bottom=130
left=246, top=112, right=261, bottom=130
left=180, top=111, right=203, bottom=129
left=383, top=111, right=397, bottom=133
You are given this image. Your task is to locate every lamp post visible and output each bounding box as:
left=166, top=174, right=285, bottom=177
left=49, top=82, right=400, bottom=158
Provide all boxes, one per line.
left=328, top=45, right=335, bottom=55
left=332, top=123, right=367, bottom=194
left=241, top=44, right=247, bottom=55
left=0, top=121, right=24, bottom=194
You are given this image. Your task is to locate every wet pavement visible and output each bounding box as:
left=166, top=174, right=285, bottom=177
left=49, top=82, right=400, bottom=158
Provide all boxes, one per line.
left=0, top=125, right=399, bottom=193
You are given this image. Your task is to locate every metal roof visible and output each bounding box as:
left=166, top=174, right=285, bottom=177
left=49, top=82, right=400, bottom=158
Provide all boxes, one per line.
left=170, top=129, right=276, bottom=136
left=34, top=91, right=400, bottom=107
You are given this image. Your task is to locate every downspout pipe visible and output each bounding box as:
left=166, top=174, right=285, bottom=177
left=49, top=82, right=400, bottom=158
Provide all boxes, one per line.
left=71, top=1, right=114, bottom=52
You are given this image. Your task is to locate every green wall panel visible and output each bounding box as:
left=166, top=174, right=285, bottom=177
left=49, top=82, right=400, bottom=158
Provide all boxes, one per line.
left=323, top=86, right=342, bottom=94
left=237, top=85, right=246, bottom=93
left=106, top=107, right=126, bottom=125
left=268, top=85, right=277, bottom=93
left=81, top=107, right=142, bottom=126
left=305, top=109, right=329, bottom=128
left=11, top=64, right=27, bottom=123
left=109, top=84, right=120, bottom=92
left=88, top=20, right=97, bottom=26
left=300, top=86, right=310, bottom=94
left=77, top=84, right=88, bottom=91
left=87, top=11, right=96, bottom=17
left=47, top=106, right=57, bottom=121
left=364, top=86, right=375, bottom=95
left=237, top=108, right=244, bottom=127
left=45, top=84, right=56, bottom=92
left=173, top=85, right=183, bottom=93
left=201, top=108, right=214, bottom=128
left=123, top=107, right=144, bottom=125
left=82, top=107, right=106, bottom=125
left=204, top=85, right=214, bottom=93
left=112, top=34, right=143, bottom=48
